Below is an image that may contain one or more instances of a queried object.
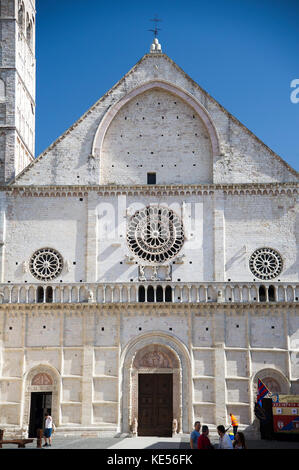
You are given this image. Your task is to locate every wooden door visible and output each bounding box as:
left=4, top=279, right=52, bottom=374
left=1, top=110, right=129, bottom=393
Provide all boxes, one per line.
left=138, top=373, right=173, bottom=436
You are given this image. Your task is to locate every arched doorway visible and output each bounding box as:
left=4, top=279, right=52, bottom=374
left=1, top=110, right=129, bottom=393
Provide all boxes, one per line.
left=251, top=369, right=290, bottom=438
left=120, top=333, right=192, bottom=436
left=22, top=366, right=60, bottom=438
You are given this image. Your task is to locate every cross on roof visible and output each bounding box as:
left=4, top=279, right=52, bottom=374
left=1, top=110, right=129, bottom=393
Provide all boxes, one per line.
left=149, top=15, right=162, bottom=38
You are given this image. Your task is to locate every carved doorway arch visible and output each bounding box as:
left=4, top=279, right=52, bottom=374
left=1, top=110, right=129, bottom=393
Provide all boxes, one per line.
left=120, top=333, right=192, bottom=435
left=22, top=365, right=60, bottom=433
left=252, top=368, right=290, bottom=397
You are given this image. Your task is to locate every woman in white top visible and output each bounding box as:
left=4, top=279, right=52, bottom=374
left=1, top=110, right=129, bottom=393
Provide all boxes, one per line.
left=217, top=425, right=233, bottom=449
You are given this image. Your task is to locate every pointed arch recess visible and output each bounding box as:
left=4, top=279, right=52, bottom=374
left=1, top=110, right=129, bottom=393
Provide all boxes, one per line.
left=92, top=80, right=220, bottom=158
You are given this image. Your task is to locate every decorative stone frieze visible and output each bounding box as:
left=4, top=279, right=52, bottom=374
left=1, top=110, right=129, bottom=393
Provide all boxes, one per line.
left=3, top=182, right=298, bottom=198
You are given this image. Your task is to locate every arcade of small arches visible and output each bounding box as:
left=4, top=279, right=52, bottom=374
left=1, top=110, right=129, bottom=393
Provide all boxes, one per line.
left=9, top=282, right=293, bottom=304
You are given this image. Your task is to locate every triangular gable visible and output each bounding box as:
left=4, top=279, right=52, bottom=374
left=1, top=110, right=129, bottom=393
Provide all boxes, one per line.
left=12, top=53, right=298, bottom=186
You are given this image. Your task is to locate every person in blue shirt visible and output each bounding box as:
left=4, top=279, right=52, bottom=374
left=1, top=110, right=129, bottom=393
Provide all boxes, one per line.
left=190, top=421, right=201, bottom=449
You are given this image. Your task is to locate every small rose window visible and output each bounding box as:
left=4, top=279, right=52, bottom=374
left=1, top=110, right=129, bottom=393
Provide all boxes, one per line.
left=29, top=248, right=63, bottom=281
left=249, top=247, right=283, bottom=280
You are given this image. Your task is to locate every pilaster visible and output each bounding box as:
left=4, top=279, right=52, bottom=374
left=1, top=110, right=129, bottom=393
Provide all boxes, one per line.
left=85, top=192, right=98, bottom=282
left=213, top=309, right=226, bottom=424
left=213, top=192, right=225, bottom=281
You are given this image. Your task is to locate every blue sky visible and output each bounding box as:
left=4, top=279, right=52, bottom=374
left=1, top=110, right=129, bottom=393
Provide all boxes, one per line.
left=36, top=0, right=299, bottom=171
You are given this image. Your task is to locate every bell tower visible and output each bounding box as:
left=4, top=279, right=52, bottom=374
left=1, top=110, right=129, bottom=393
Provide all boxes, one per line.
left=0, top=0, right=35, bottom=183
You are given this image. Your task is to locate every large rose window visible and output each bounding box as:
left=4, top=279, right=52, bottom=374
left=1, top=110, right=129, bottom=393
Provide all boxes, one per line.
left=127, top=206, right=184, bottom=263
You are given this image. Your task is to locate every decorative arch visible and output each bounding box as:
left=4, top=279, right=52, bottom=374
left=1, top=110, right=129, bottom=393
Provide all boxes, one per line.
left=92, top=80, right=220, bottom=158
left=252, top=368, right=290, bottom=396
left=22, top=364, right=61, bottom=431
left=120, top=332, right=192, bottom=434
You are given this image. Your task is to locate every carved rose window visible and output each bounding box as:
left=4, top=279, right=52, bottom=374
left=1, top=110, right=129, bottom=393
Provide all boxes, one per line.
left=127, top=206, right=184, bottom=263
left=29, top=248, right=63, bottom=281
left=249, top=248, right=283, bottom=280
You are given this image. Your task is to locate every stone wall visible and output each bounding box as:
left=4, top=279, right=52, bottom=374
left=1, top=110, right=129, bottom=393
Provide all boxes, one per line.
left=0, top=186, right=297, bottom=284
left=0, top=303, right=297, bottom=435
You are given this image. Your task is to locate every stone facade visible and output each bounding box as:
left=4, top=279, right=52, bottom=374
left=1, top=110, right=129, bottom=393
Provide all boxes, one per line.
left=0, top=1, right=298, bottom=438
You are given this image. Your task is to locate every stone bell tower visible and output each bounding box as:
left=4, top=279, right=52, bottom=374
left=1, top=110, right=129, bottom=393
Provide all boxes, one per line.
left=0, top=0, right=35, bottom=183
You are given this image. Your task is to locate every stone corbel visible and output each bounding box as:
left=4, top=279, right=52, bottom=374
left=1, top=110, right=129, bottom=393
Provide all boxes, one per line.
left=125, top=254, right=135, bottom=265
left=174, top=254, right=186, bottom=264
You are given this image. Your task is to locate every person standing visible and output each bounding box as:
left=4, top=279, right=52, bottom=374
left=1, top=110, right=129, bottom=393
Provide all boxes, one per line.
left=190, top=421, right=201, bottom=449
left=217, top=425, right=233, bottom=449
left=229, top=413, right=238, bottom=436
left=197, top=425, right=213, bottom=449
left=43, top=412, right=53, bottom=447
left=233, top=432, right=247, bottom=449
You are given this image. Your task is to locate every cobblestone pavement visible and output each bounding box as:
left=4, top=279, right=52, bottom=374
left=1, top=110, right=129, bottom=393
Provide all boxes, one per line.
left=1, top=434, right=299, bottom=450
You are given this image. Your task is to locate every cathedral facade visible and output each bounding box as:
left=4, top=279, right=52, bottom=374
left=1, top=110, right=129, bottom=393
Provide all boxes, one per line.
left=0, top=1, right=298, bottom=438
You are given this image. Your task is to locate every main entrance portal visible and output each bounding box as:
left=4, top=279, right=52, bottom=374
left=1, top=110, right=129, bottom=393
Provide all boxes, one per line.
left=138, top=373, right=173, bottom=436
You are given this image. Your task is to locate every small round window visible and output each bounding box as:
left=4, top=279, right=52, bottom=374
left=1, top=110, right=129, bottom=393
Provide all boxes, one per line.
left=29, top=248, right=63, bottom=281
left=249, top=247, right=283, bottom=280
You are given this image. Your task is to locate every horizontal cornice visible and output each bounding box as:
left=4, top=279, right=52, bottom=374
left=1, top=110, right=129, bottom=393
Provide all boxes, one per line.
left=0, top=182, right=298, bottom=197
left=0, top=301, right=297, bottom=314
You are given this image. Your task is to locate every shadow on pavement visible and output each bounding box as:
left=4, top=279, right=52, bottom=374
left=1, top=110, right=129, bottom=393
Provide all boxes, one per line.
left=145, top=442, right=184, bottom=449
